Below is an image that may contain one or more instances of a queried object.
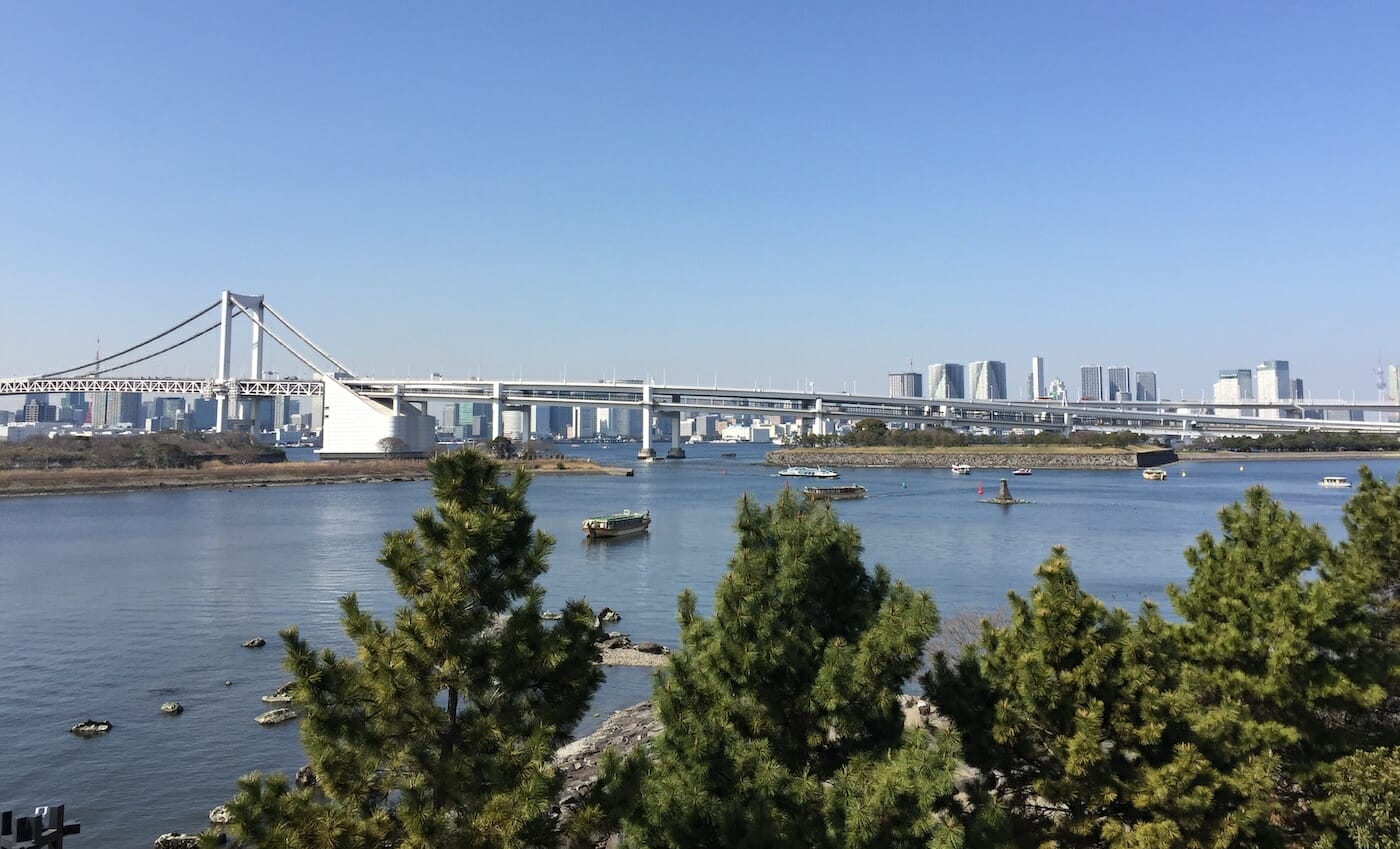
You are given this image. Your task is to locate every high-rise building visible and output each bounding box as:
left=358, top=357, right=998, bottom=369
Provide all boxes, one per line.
left=1387, top=365, right=1400, bottom=403
left=1080, top=365, right=1104, bottom=402
left=91, top=392, right=143, bottom=428
left=1106, top=366, right=1132, bottom=402
left=887, top=371, right=923, bottom=399
left=1255, top=360, right=1291, bottom=419
left=928, top=363, right=965, bottom=399
left=1213, top=369, right=1254, bottom=418
left=1030, top=357, right=1045, bottom=399
left=1135, top=371, right=1158, bottom=402
left=1291, top=378, right=1305, bottom=403
left=969, top=360, right=1007, bottom=400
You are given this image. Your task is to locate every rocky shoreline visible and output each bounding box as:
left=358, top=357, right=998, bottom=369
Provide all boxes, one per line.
left=767, top=446, right=1178, bottom=470
left=0, top=458, right=633, bottom=498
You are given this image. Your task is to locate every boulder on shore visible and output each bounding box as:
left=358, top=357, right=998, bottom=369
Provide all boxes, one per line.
left=153, top=833, right=200, bottom=849
left=208, top=805, right=230, bottom=825
left=553, top=702, right=662, bottom=812
left=241, top=637, right=266, bottom=648
left=295, top=764, right=317, bottom=788
left=70, top=719, right=113, bottom=737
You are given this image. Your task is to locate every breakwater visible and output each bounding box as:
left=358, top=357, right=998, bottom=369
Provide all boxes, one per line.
left=765, top=447, right=1177, bottom=470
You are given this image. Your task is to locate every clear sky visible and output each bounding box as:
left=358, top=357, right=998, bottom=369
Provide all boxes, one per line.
left=2, top=2, right=1397, bottom=401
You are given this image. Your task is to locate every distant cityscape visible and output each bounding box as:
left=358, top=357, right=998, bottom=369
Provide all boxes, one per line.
left=890, top=357, right=1400, bottom=421
left=3, top=358, right=1400, bottom=447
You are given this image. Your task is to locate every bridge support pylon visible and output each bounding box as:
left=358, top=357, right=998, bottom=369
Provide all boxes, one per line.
left=666, top=412, right=685, bottom=458
left=637, top=383, right=656, bottom=459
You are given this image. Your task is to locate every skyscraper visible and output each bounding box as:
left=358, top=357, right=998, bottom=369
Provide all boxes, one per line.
left=91, top=392, right=143, bottom=428
left=1106, top=366, right=1132, bottom=402
left=928, top=363, right=965, bottom=400
left=1080, top=365, right=1104, bottom=402
left=1135, top=371, right=1158, bottom=402
left=887, top=371, right=923, bottom=399
left=969, top=360, right=1007, bottom=400
left=1255, top=360, right=1291, bottom=419
left=1213, top=369, right=1254, bottom=418
left=1030, top=356, right=1045, bottom=399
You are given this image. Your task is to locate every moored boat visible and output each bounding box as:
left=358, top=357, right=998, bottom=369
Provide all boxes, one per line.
left=950, top=464, right=972, bottom=475
left=777, top=466, right=840, bottom=479
left=1012, top=468, right=1032, bottom=476
left=1142, top=468, right=1167, bottom=481
left=802, top=484, right=868, bottom=502
left=1319, top=475, right=1352, bottom=488
left=582, top=509, right=652, bottom=539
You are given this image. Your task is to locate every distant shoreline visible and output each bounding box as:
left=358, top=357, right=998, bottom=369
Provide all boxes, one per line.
left=0, top=458, right=632, bottom=499
left=1176, top=450, right=1400, bottom=463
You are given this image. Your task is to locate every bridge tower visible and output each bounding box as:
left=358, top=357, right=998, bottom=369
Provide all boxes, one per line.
left=214, top=290, right=265, bottom=432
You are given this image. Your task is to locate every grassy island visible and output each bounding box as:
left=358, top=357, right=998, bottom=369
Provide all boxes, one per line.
left=767, top=444, right=1176, bottom=470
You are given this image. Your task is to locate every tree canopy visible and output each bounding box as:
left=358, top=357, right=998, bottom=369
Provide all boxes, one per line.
left=214, top=450, right=603, bottom=849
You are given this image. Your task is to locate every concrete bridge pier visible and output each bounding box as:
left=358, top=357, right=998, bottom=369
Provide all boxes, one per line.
left=637, top=384, right=657, bottom=459
left=666, top=412, right=685, bottom=458
left=491, top=382, right=504, bottom=441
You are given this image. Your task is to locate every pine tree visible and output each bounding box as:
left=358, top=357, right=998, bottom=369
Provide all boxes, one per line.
left=1336, top=467, right=1400, bottom=725
left=1168, top=486, right=1390, bottom=847
left=602, top=490, right=965, bottom=849
left=213, top=450, right=603, bottom=849
left=924, top=547, right=1238, bottom=849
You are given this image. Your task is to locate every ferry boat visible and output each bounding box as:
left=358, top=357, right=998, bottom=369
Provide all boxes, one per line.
left=950, top=464, right=972, bottom=475
left=777, top=466, right=840, bottom=479
left=581, top=509, right=651, bottom=539
left=1319, top=475, right=1352, bottom=488
left=1012, top=468, right=1033, bottom=476
left=1142, top=468, right=1168, bottom=481
left=802, top=484, right=868, bottom=502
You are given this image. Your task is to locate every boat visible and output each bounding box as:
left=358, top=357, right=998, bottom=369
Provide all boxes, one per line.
left=802, top=484, right=868, bottom=502
left=950, top=464, right=972, bottom=475
left=720, top=452, right=737, bottom=458
left=1012, top=468, right=1032, bottom=476
left=581, top=509, right=652, bottom=539
left=1319, top=475, right=1352, bottom=488
left=777, top=466, right=840, bottom=479
left=1142, top=468, right=1167, bottom=481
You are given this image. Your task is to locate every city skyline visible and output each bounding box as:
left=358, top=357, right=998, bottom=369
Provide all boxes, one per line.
left=3, top=4, right=1399, bottom=401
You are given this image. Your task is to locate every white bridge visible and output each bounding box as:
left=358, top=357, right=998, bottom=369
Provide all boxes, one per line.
left=3, top=291, right=1399, bottom=458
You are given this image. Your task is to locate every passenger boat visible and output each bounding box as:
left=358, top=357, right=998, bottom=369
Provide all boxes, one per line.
left=950, top=464, right=972, bottom=475
left=777, top=466, right=840, bottom=479
left=802, top=484, right=868, bottom=502
left=1142, top=468, right=1168, bottom=481
left=1012, top=468, right=1032, bottom=476
left=1319, top=475, right=1352, bottom=488
left=581, top=509, right=651, bottom=539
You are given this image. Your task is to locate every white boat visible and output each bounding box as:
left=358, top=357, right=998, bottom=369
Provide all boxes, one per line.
left=581, top=509, right=652, bottom=539
left=1012, top=468, right=1032, bottom=476
left=1319, top=476, right=1352, bottom=488
left=778, top=466, right=840, bottom=479
left=1142, top=468, right=1167, bottom=481
left=950, top=464, right=972, bottom=475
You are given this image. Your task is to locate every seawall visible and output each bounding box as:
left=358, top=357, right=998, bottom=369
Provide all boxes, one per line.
left=765, top=447, right=1177, bottom=470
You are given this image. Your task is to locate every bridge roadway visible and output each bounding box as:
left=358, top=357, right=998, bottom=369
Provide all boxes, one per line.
left=3, top=376, right=1399, bottom=448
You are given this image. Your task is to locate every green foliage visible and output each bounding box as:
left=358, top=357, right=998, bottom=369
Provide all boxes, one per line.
left=1202, top=431, right=1400, bottom=453
left=215, top=450, right=603, bottom=849
left=924, top=548, right=1236, bottom=849
left=1318, top=746, right=1400, bottom=849
left=845, top=418, right=889, bottom=447
left=1168, top=486, right=1393, bottom=846
left=605, top=490, right=965, bottom=848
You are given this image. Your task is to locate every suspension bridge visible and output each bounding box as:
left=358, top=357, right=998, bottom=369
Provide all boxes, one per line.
left=3, top=292, right=1399, bottom=458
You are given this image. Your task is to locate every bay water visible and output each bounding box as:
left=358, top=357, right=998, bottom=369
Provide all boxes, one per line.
left=2, top=443, right=1395, bottom=847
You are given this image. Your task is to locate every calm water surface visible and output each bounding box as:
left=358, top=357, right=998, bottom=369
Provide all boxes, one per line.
left=2, top=443, right=1395, bottom=847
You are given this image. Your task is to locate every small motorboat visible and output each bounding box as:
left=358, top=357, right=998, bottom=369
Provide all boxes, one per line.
left=1012, top=468, right=1032, bottom=476
left=950, top=464, right=972, bottom=475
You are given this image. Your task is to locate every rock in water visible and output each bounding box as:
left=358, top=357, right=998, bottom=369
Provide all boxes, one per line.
left=153, top=833, right=200, bottom=849
left=295, top=764, right=317, bottom=788
left=241, top=637, right=266, bottom=648
left=160, top=701, right=184, bottom=715
left=70, top=719, right=113, bottom=737
left=208, top=805, right=231, bottom=825
left=261, top=680, right=295, bottom=703
left=255, top=707, right=298, bottom=726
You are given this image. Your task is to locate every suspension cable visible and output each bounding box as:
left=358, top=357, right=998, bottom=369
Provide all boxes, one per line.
left=229, top=303, right=327, bottom=377
left=262, top=302, right=355, bottom=377
left=93, top=321, right=221, bottom=374
left=42, top=299, right=222, bottom=377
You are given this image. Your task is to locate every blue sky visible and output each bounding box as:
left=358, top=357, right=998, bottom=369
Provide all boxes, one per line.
left=2, top=2, right=1397, bottom=401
